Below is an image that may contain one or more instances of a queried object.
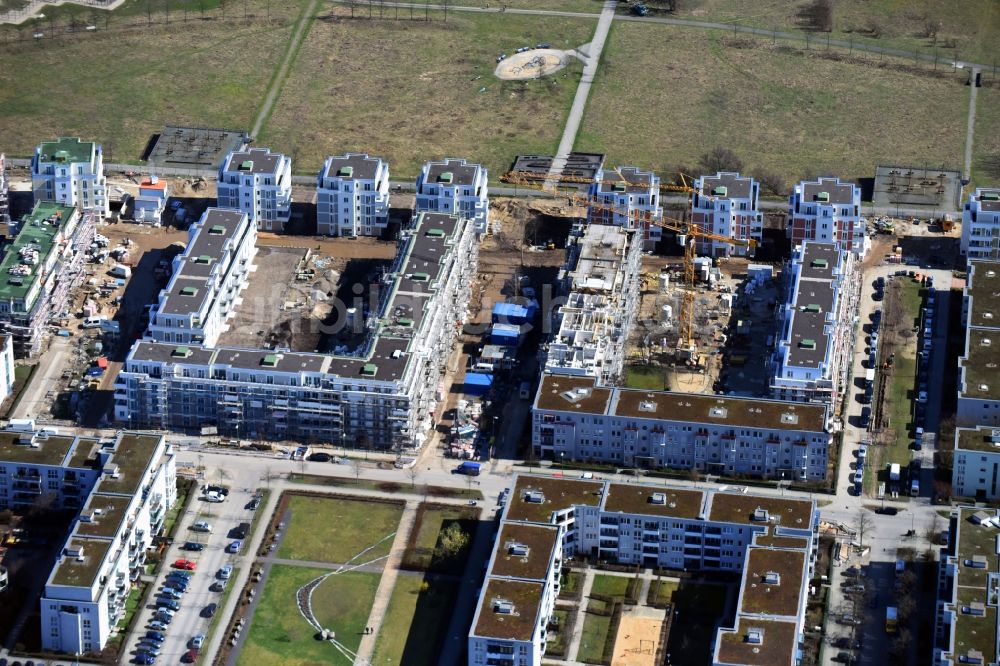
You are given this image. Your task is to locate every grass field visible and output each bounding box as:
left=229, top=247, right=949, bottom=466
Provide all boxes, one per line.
left=576, top=23, right=967, bottom=186
left=277, top=495, right=403, bottom=564
left=371, top=575, right=459, bottom=665
left=648, top=578, right=680, bottom=606
left=577, top=610, right=612, bottom=664
left=669, top=0, right=1000, bottom=66
left=972, top=87, right=1000, bottom=190
left=624, top=364, right=670, bottom=390
left=237, top=565, right=379, bottom=666
left=590, top=574, right=630, bottom=598
left=0, top=1, right=303, bottom=161
left=403, top=503, right=478, bottom=573
left=287, top=473, right=484, bottom=500
left=261, top=10, right=595, bottom=178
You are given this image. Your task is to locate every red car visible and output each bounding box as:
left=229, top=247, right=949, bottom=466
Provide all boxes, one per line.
left=181, top=648, right=199, bottom=663
left=172, top=559, right=197, bottom=570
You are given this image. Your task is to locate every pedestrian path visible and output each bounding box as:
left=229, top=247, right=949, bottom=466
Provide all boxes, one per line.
left=565, top=569, right=595, bottom=662
left=356, top=500, right=419, bottom=662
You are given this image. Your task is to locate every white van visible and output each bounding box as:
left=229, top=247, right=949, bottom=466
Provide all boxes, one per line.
left=82, top=315, right=107, bottom=329
left=109, top=264, right=131, bottom=279
left=518, top=381, right=532, bottom=400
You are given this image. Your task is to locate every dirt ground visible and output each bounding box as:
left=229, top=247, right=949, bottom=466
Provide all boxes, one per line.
left=610, top=606, right=667, bottom=666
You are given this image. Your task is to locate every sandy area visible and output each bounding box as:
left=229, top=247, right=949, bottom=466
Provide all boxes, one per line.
left=610, top=606, right=667, bottom=666
left=495, top=49, right=571, bottom=80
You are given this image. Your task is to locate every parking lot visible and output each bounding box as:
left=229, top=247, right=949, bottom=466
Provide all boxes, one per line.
left=122, top=484, right=261, bottom=664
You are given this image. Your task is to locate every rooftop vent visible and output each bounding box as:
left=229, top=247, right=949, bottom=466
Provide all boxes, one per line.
left=804, top=304, right=821, bottom=313
left=209, top=225, right=226, bottom=235
left=709, top=406, right=728, bottom=419
left=982, top=192, right=1000, bottom=202
left=963, top=602, right=987, bottom=616
left=361, top=363, right=378, bottom=377
left=426, top=228, right=445, bottom=238
left=810, top=258, right=828, bottom=269
left=524, top=490, right=544, bottom=504
left=712, top=185, right=728, bottom=197
left=650, top=492, right=666, bottom=505
left=966, top=555, right=988, bottom=569
left=613, top=182, right=627, bottom=192
left=815, top=192, right=830, bottom=203
left=261, top=354, right=279, bottom=368
left=763, top=571, right=781, bottom=585
left=965, top=649, right=986, bottom=664
left=752, top=507, right=770, bottom=522
left=411, top=272, right=430, bottom=282
left=180, top=286, right=198, bottom=297
left=195, top=255, right=212, bottom=264
left=983, top=338, right=993, bottom=347
left=238, top=160, right=254, bottom=171
left=65, top=545, right=83, bottom=558
left=337, top=166, right=354, bottom=178
left=438, top=171, right=454, bottom=184
left=493, top=598, right=515, bottom=615
left=639, top=400, right=656, bottom=413
left=172, top=346, right=191, bottom=358
left=508, top=542, right=530, bottom=557
left=985, top=312, right=995, bottom=320
left=981, top=384, right=991, bottom=392
left=780, top=413, right=800, bottom=425
left=745, top=628, right=764, bottom=644
left=799, top=338, right=817, bottom=349
left=397, top=317, right=413, bottom=328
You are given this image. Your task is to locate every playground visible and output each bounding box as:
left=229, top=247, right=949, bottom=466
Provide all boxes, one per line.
left=610, top=605, right=668, bottom=666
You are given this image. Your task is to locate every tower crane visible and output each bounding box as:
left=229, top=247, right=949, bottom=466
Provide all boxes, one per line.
left=500, top=169, right=698, bottom=195
left=502, top=170, right=756, bottom=357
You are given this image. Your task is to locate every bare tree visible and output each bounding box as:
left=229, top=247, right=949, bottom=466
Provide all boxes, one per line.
left=854, top=508, right=873, bottom=548
left=798, top=0, right=834, bottom=32
left=698, top=147, right=744, bottom=175
left=352, top=458, right=363, bottom=485
left=407, top=465, right=419, bottom=490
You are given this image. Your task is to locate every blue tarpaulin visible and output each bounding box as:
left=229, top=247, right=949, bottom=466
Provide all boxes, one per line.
left=464, top=372, right=494, bottom=396
left=492, top=302, right=530, bottom=325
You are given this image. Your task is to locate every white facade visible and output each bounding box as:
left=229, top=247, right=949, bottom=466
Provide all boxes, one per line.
left=415, top=158, right=489, bottom=234
left=317, top=153, right=390, bottom=237
left=770, top=242, right=859, bottom=404
left=788, top=177, right=867, bottom=256
left=532, top=375, right=831, bottom=481
left=217, top=148, right=292, bottom=231
left=31, top=137, right=109, bottom=219
left=146, top=208, right=256, bottom=347
left=116, top=213, right=477, bottom=450
left=587, top=166, right=663, bottom=248
left=0, top=428, right=175, bottom=656
left=544, top=224, right=643, bottom=383
left=961, top=188, right=1000, bottom=259
left=691, top=172, right=762, bottom=257
left=0, top=335, right=13, bottom=408
left=957, top=260, right=1000, bottom=427
left=952, top=427, right=1000, bottom=499
left=132, top=177, right=169, bottom=226
left=0, top=153, right=9, bottom=225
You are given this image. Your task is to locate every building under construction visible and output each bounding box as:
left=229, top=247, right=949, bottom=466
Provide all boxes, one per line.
left=144, top=125, right=249, bottom=170
left=0, top=203, right=93, bottom=357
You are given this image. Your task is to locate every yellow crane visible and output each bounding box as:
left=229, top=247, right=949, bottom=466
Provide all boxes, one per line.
left=500, top=169, right=698, bottom=195
left=502, top=170, right=756, bottom=356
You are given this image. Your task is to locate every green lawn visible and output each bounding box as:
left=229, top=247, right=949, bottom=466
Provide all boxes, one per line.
left=560, top=569, right=583, bottom=598
left=577, top=22, right=967, bottom=187
left=277, top=495, right=403, bottom=564
left=624, top=364, right=670, bottom=391
left=577, top=611, right=612, bottom=664
left=0, top=0, right=304, bottom=161
left=237, top=566, right=380, bottom=666
left=648, top=578, right=680, bottom=606
left=2, top=364, right=35, bottom=418
left=972, top=87, right=1000, bottom=190
left=884, top=279, right=923, bottom=468
left=403, top=503, right=478, bottom=573
left=668, top=0, right=1000, bottom=66
left=371, top=575, right=459, bottom=665
left=287, top=473, right=484, bottom=500
left=261, top=9, right=595, bottom=178
left=590, top=574, right=630, bottom=598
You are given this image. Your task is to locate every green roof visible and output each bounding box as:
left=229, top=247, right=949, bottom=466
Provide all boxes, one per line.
left=983, top=192, right=1000, bottom=202
left=239, top=160, right=254, bottom=171
left=50, top=538, right=111, bottom=588
left=811, top=259, right=828, bottom=268
left=438, top=171, right=453, bottom=184
left=799, top=339, right=817, bottom=349
left=209, top=225, right=226, bottom=235
left=95, top=433, right=161, bottom=495
left=804, top=304, right=821, bottom=313
left=180, top=286, right=198, bottom=297
left=37, top=137, right=95, bottom=165
left=362, top=363, right=378, bottom=376
left=712, top=186, right=728, bottom=197
left=411, top=272, right=429, bottom=282
left=172, top=346, right=191, bottom=358
left=196, top=255, right=212, bottom=264
left=816, top=191, right=830, bottom=202
left=426, top=228, right=445, bottom=238
left=337, top=166, right=353, bottom=178
left=398, top=318, right=413, bottom=327
left=262, top=354, right=278, bottom=367
left=0, top=202, right=77, bottom=308
left=0, top=431, right=73, bottom=466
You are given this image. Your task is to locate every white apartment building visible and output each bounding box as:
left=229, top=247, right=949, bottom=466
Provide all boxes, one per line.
left=957, top=260, right=1000, bottom=427
left=30, top=137, right=109, bottom=219
left=146, top=208, right=256, bottom=347
left=587, top=166, right=663, bottom=249
left=532, top=374, right=832, bottom=481
left=0, top=335, right=13, bottom=408
left=543, top=224, right=643, bottom=383
left=691, top=172, right=762, bottom=257
left=0, top=153, right=9, bottom=225
left=217, top=148, right=292, bottom=231
left=961, top=188, right=1000, bottom=259
left=951, top=426, right=1000, bottom=499
left=132, top=177, right=169, bottom=226
left=935, top=506, right=1000, bottom=666
left=788, top=177, right=867, bottom=257
left=116, top=212, right=477, bottom=449
left=0, top=427, right=175, bottom=655
left=470, top=475, right=817, bottom=666
left=415, top=158, right=489, bottom=234
left=0, top=202, right=94, bottom=357
left=770, top=242, right=859, bottom=404
left=317, top=153, right=390, bottom=237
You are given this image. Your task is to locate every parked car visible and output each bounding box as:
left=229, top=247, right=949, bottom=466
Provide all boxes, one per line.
left=145, top=631, right=166, bottom=643
left=134, top=654, right=156, bottom=665
left=201, top=602, right=218, bottom=618
left=189, top=634, right=206, bottom=650
left=155, top=598, right=180, bottom=611
left=918, top=390, right=928, bottom=403
left=859, top=407, right=871, bottom=428
left=182, top=541, right=205, bottom=552
left=307, top=452, right=331, bottom=463
left=181, top=649, right=199, bottom=664
left=137, top=643, right=161, bottom=656
left=204, top=491, right=224, bottom=503
left=190, top=520, right=212, bottom=533
left=160, top=587, right=183, bottom=600
left=204, top=485, right=229, bottom=497
left=232, top=523, right=250, bottom=539
left=172, top=559, right=197, bottom=570
left=226, top=540, right=242, bottom=554
left=248, top=497, right=261, bottom=511
left=148, top=620, right=168, bottom=632
left=218, top=564, right=234, bottom=580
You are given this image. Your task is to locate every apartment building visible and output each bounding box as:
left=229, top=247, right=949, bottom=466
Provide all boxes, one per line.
left=532, top=374, right=831, bottom=481
left=30, top=137, right=109, bottom=219
left=0, top=426, right=175, bottom=655
left=415, top=158, right=489, bottom=235
left=216, top=148, right=292, bottom=231
left=0, top=335, right=12, bottom=407
left=132, top=177, right=169, bottom=226
left=956, top=260, right=1000, bottom=427
left=116, top=212, right=477, bottom=450
left=770, top=242, right=859, bottom=404
left=934, top=507, right=1000, bottom=666
left=317, top=153, right=390, bottom=237
left=788, top=177, right=867, bottom=256
left=951, top=426, right=1000, bottom=499
left=586, top=166, right=663, bottom=249
left=961, top=188, right=1000, bottom=259
left=691, top=172, right=762, bottom=257
left=470, top=475, right=817, bottom=665
left=543, top=224, right=643, bottom=383
left=0, top=202, right=94, bottom=357
left=0, top=153, right=9, bottom=225
left=146, top=208, right=256, bottom=347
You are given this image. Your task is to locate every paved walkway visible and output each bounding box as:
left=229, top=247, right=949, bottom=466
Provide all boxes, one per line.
left=543, top=0, right=617, bottom=189
left=356, top=500, right=419, bottom=663
left=565, top=569, right=595, bottom=662
left=964, top=67, right=981, bottom=180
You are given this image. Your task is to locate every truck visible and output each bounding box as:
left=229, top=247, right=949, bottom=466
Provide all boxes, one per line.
left=889, top=463, right=901, bottom=483
left=455, top=461, right=481, bottom=476
left=885, top=606, right=898, bottom=634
